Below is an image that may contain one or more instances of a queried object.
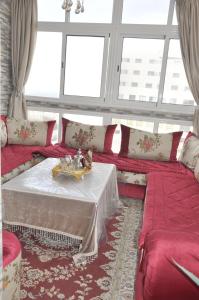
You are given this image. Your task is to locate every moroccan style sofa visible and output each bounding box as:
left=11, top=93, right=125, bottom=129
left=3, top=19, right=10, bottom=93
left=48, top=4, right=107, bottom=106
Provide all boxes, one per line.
left=1, top=116, right=199, bottom=300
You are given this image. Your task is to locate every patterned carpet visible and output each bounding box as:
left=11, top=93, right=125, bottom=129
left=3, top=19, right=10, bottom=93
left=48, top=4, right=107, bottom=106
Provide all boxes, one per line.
left=12, top=199, right=143, bottom=300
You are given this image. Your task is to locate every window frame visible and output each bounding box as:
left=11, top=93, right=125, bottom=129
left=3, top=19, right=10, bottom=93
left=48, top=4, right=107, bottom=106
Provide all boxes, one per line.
left=25, top=0, right=195, bottom=118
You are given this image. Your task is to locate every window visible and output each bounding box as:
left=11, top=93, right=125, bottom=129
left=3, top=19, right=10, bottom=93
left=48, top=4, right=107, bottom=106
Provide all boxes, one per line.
left=149, top=59, right=158, bottom=64
left=149, top=96, right=157, bottom=102
left=173, top=4, right=178, bottom=25
left=26, top=32, right=62, bottom=98
left=112, top=118, right=154, bottom=153
left=120, top=82, right=127, bottom=86
left=145, top=83, right=152, bottom=88
left=121, top=69, right=128, bottom=74
left=163, top=40, right=195, bottom=105
left=26, top=0, right=195, bottom=125
left=170, top=98, right=177, bottom=104
left=183, top=100, right=195, bottom=106
left=135, top=58, right=142, bottom=63
left=118, top=38, right=164, bottom=102
left=171, top=85, right=178, bottom=91
left=139, top=96, right=146, bottom=101
left=148, top=71, right=155, bottom=76
left=131, top=82, right=138, bottom=87
left=28, top=110, right=59, bottom=143
left=38, top=0, right=65, bottom=22
left=133, top=70, right=140, bottom=75
left=129, top=95, right=136, bottom=100
left=64, top=36, right=104, bottom=97
left=63, top=114, right=103, bottom=125
left=173, top=73, right=180, bottom=78
left=69, top=0, right=113, bottom=23
left=122, top=0, right=170, bottom=24
left=122, top=58, right=130, bottom=63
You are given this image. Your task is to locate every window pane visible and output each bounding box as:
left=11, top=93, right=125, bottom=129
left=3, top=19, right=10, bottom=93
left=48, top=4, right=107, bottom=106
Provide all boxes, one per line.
left=25, top=32, right=62, bottom=98
left=158, top=123, right=193, bottom=158
left=70, top=0, right=113, bottom=23
left=163, top=40, right=195, bottom=105
left=173, top=4, right=178, bottom=25
left=63, top=114, right=103, bottom=125
left=118, top=38, right=164, bottom=102
left=64, top=36, right=104, bottom=97
left=38, top=0, right=65, bottom=22
left=112, top=118, right=154, bottom=153
left=28, top=110, right=59, bottom=144
left=122, top=0, right=170, bottom=24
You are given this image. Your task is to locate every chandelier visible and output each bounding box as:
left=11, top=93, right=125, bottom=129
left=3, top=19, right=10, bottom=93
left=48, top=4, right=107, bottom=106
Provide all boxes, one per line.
left=62, top=0, right=84, bottom=14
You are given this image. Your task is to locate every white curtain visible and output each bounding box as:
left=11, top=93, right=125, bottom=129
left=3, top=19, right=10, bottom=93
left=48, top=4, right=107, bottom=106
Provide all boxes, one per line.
left=176, top=0, right=199, bottom=136
left=9, top=0, right=37, bottom=119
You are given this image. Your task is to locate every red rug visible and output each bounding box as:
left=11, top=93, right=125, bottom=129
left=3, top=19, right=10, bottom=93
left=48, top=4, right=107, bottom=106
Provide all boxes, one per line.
left=11, top=200, right=142, bottom=300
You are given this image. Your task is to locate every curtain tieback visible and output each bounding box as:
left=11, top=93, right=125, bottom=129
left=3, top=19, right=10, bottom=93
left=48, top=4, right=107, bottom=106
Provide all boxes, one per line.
left=13, top=89, right=22, bottom=97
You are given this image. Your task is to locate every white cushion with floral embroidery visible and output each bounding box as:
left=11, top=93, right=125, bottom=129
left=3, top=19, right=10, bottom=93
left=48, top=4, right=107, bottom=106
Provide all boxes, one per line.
left=66, top=123, right=105, bottom=152
left=194, top=159, right=199, bottom=182
left=0, top=119, right=7, bottom=148
left=62, top=118, right=116, bottom=153
left=180, top=135, right=199, bottom=171
left=129, top=130, right=172, bottom=160
left=7, top=118, right=49, bottom=146
left=119, top=125, right=182, bottom=161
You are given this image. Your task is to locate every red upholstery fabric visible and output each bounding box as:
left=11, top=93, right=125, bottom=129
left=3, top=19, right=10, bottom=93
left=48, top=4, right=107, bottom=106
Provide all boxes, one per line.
left=138, top=230, right=199, bottom=300
left=46, top=120, right=56, bottom=146
left=61, top=118, right=117, bottom=154
left=139, top=172, right=199, bottom=248
left=118, top=182, right=146, bottom=200
left=34, top=144, right=192, bottom=176
left=3, top=230, right=21, bottom=268
left=1, top=145, right=50, bottom=175
left=119, top=124, right=182, bottom=161
left=136, top=172, right=199, bottom=300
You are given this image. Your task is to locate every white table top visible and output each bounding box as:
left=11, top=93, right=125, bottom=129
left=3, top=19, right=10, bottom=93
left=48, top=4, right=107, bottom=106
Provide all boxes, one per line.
left=2, top=158, right=116, bottom=203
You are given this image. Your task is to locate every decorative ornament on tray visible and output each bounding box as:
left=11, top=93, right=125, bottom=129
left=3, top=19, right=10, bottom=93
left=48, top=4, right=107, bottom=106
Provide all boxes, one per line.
left=52, top=149, right=92, bottom=180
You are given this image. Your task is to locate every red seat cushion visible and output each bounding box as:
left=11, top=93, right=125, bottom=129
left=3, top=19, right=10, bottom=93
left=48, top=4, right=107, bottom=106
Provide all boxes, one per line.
left=1, top=145, right=51, bottom=175
left=141, top=230, right=199, bottom=300
left=139, top=172, right=199, bottom=248
left=3, top=230, right=21, bottom=268
left=34, top=144, right=192, bottom=176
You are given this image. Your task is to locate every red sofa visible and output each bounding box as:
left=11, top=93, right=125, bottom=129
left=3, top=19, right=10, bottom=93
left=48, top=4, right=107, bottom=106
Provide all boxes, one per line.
left=1, top=132, right=199, bottom=300
left=136, top=172, right=199, bottom=300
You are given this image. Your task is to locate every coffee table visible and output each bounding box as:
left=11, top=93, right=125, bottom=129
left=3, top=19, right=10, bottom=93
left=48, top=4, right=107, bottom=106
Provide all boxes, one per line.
left=2, top=158, right=119, bottom=265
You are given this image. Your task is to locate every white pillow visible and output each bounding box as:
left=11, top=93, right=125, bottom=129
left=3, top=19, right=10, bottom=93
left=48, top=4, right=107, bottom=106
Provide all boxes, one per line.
left=6, top=118, right=55, bottom=146
left=0, top=119, right=7, bottom=148
left=180, top=136, right=199, bottom=170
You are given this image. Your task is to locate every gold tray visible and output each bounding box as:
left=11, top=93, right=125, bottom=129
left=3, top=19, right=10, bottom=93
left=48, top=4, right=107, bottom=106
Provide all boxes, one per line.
left=52, top=164, right=91, bottom=180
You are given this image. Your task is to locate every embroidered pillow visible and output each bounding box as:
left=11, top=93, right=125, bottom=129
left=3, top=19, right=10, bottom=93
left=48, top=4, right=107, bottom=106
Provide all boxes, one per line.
left=119, top=125, right=182, bottom=161
left=180, top=135, right=199, bottom=170
left=194, top=159, right=199, bottom=182
left=61, top=118, right=116, bottom=153
left=0, top=119, right=7, bottom=148
left=7, top=118, right=56, bottom=146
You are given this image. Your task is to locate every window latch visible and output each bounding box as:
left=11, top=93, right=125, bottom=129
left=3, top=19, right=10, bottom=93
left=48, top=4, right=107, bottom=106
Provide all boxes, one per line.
left=117, top=65, right=120, bottom=72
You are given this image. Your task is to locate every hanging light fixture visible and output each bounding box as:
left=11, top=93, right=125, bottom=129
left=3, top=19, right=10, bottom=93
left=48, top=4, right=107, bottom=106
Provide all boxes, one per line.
left=62, top=0, right=84, bottom=14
